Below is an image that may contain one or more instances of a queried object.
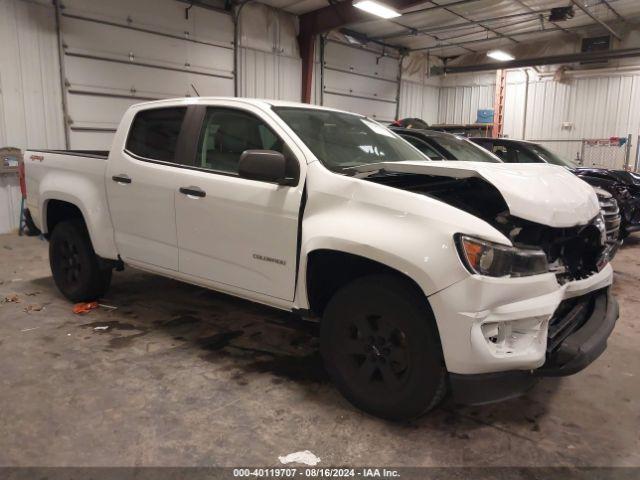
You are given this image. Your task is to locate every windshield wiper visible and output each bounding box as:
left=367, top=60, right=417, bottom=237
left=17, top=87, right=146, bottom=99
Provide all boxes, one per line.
left=342, top=161, right=426, bottom=178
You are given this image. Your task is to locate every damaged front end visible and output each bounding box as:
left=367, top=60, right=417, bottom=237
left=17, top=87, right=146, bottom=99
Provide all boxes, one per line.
left=366, top=172, right=612, bottom=283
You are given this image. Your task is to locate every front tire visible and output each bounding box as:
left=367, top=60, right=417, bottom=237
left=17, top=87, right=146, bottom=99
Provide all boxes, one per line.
left=49, top=219, right=112, bottom=302
left=320, top=274, right=447, bottom=421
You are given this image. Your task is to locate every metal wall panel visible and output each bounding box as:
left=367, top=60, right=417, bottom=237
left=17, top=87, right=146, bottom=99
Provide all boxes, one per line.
left=0, top=0, right=65, bottom=234
left=437, top=83, right=495, bottom=125
left=504, top=70, right=640, bottom=164
left=59, top=0, right=235, bottom=149
left=398, top=80, right=439, bottom=125
left=239, top=49, right=301, bottom=102
left=321, top=40, right=400, bottom=122
left=0, top=0, right=65, bottom=151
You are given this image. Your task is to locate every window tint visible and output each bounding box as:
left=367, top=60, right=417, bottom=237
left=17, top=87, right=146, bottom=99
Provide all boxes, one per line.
left=492, top=145, right=512, bottom=162
left=527, top=144, right=578, bottom=168
left=493, top=143, right=540, bottom=164
left=126, top=108, right=186, bottom=162
left=196, top=108, right=284, bottom=174
left=428, top=134, right=500, bottom=163
left=401, top=135, right=444, bottom=160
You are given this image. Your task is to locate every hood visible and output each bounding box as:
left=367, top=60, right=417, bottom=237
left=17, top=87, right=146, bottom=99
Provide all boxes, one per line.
left=353, top=160, right=600, bottom=228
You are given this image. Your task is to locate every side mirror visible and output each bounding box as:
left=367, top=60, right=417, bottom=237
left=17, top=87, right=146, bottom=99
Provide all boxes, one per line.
left=239, top=150, right=292, bottom=185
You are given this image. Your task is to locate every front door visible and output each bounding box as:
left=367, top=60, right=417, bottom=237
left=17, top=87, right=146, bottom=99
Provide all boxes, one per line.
left=175, top=105, right=305, bottom=301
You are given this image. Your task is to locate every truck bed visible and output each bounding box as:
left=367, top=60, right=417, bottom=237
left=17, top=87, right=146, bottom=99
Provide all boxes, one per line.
left=24, top=148, right=113, bottom=243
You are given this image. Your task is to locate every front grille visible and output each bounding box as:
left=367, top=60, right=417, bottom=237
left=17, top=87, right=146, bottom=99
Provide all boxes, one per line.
left=547, top=292, right=596, bottom=353
left=599, top=197, right=621, bottom=242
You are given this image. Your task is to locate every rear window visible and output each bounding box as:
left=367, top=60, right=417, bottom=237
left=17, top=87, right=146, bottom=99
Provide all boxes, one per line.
left=126, top=107, right=186, bottom=162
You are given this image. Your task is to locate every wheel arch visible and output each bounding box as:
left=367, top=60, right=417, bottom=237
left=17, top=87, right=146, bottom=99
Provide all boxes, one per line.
left=304, top=248, right=431, bottom=319
left=39, top=186, right=118, bottom=260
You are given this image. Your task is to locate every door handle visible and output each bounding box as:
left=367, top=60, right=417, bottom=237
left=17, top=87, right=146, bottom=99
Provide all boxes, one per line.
left=112, top=174, right=132, bottom=184
left=179, top=186, right=206, bottom=198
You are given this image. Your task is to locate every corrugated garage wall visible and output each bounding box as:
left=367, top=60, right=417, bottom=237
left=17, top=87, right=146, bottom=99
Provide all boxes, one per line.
left=504, top=69, right=640, bottom=165
left=238, top=3, right=301, bottom=102
left=0, top=0, right=65, bottom=234
left=437, top=73, right=496, bottom=125
left=398, top=54, right=439, bottom=125
left=398, top=68, right=496, bottom=127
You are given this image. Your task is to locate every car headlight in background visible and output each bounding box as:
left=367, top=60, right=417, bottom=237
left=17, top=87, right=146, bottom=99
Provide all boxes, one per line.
left=456, top=235, right=549, bottom=278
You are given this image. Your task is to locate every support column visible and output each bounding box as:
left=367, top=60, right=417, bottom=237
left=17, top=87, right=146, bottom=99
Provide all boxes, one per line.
left=299, top=31, right=315, bottom=104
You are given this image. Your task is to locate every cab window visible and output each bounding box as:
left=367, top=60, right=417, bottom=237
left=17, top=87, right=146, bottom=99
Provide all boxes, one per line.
left=126, top=108, right=187, bottom=162
left=196, top=108, right=284, bottom=175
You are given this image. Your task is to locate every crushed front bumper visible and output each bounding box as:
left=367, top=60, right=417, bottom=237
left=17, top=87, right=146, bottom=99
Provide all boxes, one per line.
left=449, top=287, right=618, bottom=405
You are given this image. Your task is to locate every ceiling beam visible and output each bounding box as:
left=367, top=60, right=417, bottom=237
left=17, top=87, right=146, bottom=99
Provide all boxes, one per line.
left=375, top=8, right=553, bottom=40
left=298, top=0, right=427, bottom=36
left=601, top=0, right=625, bottom=22
left=569, top=0, right=622, bottom=40
left=409, top=24, right=582, bottom=52
left=444, top=47, right=640, bottom=73
left=426, top=0, right=520, bottom=44
left=390, top=0, right=483, bottom=18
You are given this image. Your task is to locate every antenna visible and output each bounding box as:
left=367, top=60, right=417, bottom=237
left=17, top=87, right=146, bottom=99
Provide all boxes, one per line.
left=190, top=83, right=200, bottom=96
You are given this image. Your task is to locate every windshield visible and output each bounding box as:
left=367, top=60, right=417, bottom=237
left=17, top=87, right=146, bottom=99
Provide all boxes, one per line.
left=426, top=134, right=500, bottom=163
left=527, top=144, right=578, bottom=168
left=272, top=107, right=426, bottom=172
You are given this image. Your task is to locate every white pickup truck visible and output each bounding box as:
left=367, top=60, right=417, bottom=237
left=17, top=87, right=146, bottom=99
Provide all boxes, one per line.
left=24, top=97, right=618, bottom=420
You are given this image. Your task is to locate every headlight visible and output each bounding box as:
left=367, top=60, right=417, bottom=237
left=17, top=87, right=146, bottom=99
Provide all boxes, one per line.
left=456, top=235, right=549, bottom=278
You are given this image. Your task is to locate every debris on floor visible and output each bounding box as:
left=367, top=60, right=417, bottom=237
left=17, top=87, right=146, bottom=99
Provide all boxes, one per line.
left=98, top=303, right=118, bottom=310
left=278, top=450, right=321, bottom=466
left=3, top=293, right=20, bottom=303
left=73, top=301, right=99, bottom=314
left=20, top=327, right=39, bottom=333
left=93, top=325, right=110, bottom=331
left=23, top=304, right=44, bottom=313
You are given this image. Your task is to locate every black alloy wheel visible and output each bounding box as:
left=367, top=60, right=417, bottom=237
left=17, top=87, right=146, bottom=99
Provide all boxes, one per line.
left=321, top=274, right=447, bottom=421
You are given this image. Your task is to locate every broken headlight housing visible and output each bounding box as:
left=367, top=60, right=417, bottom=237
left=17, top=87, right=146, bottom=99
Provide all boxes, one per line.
left=456, top=235, right=549, bottom=278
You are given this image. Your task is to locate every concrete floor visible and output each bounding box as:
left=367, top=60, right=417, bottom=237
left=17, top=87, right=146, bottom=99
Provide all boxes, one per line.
left=0, top=232, right=639, bottom=468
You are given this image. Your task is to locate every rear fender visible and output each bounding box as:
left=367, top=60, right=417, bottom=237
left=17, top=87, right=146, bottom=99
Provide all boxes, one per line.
left=39, top=174, right=118, bottom=260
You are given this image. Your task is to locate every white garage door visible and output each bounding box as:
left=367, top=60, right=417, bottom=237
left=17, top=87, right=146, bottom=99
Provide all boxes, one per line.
left=322, top=40, right=400, bottom=123
left=59, top=0, right=234, bottom=149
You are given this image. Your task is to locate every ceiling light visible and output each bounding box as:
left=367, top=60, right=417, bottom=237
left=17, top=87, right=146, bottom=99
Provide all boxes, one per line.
left=487, top=50, right=515, bottom=62
left=353, top=1, right=401, bottom=19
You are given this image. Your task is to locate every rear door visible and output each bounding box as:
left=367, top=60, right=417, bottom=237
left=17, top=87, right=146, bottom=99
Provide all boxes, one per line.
left=174, top=104, right=305, bottom=301
left=106, top=106, right=193, bottom=271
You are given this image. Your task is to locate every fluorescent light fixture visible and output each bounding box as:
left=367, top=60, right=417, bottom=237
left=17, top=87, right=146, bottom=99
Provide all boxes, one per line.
left=353, top=1, right=401, bottom=19
left=487, top=50, right=515, bottom=62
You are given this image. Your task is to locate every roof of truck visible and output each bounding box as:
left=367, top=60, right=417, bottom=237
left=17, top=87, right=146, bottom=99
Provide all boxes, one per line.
left=130, top=96, right=357, bottom=115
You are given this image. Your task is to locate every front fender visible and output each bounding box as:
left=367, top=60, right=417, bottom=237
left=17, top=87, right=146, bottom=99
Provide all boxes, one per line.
left=294, top=211, right=471, bottom=310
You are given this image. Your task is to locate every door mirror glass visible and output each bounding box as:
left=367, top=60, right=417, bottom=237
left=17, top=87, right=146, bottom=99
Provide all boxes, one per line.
left=239, top=150, right=291, bottom=185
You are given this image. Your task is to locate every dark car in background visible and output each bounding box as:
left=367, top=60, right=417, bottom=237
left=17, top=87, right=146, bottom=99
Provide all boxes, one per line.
left=470, top=137, right=640, bottom=239
left=391, top=127, right=622, bottom=247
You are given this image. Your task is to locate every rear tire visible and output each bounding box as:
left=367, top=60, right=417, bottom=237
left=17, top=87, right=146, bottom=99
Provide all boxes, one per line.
left=320, top=274, right=447, bottom=421
left=49, top=219, right=112, bottom=302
